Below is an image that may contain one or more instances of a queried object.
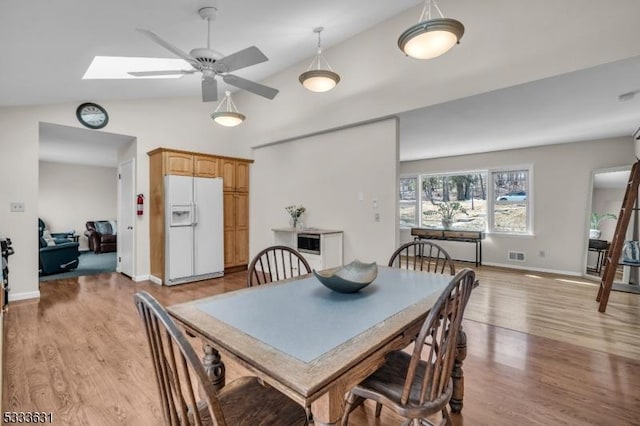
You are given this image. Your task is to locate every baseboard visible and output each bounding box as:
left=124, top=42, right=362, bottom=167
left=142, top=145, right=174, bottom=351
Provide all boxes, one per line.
left=9, top=290, right=41, bottom=302
left=482, top=261, right=581, bottom=277
left=148, top=275, right=163, bottom=285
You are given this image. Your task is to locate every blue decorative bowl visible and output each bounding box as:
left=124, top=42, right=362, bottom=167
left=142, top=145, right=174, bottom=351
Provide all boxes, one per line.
left=313, top=260, right=378, bottom=293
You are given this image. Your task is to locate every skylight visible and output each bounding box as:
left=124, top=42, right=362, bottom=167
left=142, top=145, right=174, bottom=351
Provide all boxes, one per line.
left=82, top=56, right=192, bottom=79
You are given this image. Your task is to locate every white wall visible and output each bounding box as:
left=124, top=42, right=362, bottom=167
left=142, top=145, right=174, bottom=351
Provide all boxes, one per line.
left=0, top=98, right=244, bottom=300
left=39, top=161, right=117, bottom=251
left=251, top=118, right=398, bottom=265
left=401, top=137, right=634, bottom=275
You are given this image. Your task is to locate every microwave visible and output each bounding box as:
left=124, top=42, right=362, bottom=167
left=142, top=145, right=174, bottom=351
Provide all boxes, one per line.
left=297, top=233, right=321, bottom=255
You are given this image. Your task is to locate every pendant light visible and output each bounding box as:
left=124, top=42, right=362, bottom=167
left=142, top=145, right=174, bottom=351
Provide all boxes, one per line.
left=299, top=27, right=340, bottom=93
left=398, top=0, right=464, bottom=59
left=211, top=91, right=245, bottom=127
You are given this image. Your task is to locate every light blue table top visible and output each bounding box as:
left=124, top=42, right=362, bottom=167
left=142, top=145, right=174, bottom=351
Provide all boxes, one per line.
left=196, top=266, right=452, bottom=363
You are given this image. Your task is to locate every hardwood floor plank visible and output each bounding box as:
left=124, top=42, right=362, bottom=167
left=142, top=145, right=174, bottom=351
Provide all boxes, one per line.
left=2, top=267, right=639, bottom=425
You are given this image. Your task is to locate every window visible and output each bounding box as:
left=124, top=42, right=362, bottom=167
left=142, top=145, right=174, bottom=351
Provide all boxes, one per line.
left=492, top=169, right=529, bottom=233
left=399, top=177, right=418, bottom=228
left=399, top=166, right=532, bottom=235
left=421, top=172, right=487, bottom=231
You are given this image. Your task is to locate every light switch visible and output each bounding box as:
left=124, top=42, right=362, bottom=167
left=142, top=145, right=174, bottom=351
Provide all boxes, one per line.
left=372, top=198, right=378, bottom=209
left=358, top=192, right=364, bottom=201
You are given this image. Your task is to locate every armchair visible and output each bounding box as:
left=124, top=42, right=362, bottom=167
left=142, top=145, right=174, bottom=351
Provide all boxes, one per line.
left=85, top=221, right=117, bottom=254
left=38, top=218, right=80, bottom=275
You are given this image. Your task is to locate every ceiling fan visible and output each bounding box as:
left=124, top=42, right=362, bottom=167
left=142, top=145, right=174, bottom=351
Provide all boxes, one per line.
left=129, top=6, right=279, bottom=102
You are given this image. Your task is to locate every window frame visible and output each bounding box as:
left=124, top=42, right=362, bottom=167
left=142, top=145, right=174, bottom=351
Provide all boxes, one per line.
left=487, top=165, right=534, bottom=235
left=399, top=164, right=534, bottom=236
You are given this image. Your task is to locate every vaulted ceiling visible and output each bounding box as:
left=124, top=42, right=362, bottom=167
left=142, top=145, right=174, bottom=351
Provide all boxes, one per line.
left=5, top=0, right=640, bottom=163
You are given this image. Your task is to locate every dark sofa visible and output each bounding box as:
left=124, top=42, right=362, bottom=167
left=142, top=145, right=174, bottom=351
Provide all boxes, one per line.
left=85, top=221, right=117, bottom=253
left=38, top=218, right=80, bottom=275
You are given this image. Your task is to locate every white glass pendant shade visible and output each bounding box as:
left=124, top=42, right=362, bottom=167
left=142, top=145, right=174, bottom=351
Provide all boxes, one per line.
left=211, top=111, right=245, bottom=127
left=211, top=91, right=245, bottom=127
left=299, top=27, right=340, bottom=93
left=299, top=70, right=340, bottom=93
left=398, top=0, right=464, bottom=60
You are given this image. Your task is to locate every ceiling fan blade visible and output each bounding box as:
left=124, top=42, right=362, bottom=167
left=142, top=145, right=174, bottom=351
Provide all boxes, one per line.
left=136, top=29, right=202, bottom=69
left=202, top=78, right=218, bottom=102
left=128, top=70, right=196, bottom=77
left=214, top=46, right=268, bottom=73
left=223, top=74, right=279, bottom=100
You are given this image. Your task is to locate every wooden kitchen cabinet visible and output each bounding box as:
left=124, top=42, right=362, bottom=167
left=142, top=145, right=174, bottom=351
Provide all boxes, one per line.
left=223, top=191, right=249, bottom=267
left=194, top=155, right=219, bottom=177
left=148, top=148, right=253, bottom=277
left=221, top=159, right=250, bottom=192
left=164, top=151, right=193, bottom=176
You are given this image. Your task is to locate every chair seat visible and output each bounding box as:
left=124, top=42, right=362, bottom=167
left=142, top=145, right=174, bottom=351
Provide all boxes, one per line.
left=353, top=350, right=452, bottom=419
left=191, top=376, right=307, bottom=426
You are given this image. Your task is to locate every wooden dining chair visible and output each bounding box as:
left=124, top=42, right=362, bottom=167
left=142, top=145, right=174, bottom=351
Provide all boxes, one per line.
left=133, top=291, right=308, bottom=426
left=247, top=245, right=311, bottom=287
left=340, top=268, right=476, bottom=426
left=388, top=241, right=455, bottom=275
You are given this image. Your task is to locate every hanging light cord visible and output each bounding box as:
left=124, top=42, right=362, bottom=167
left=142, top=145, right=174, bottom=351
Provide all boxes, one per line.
left=306, top=29, right=335, bottom=72
left=419, top=0, right=446, bottom=22
left=214, top=91, right=239, bottom=113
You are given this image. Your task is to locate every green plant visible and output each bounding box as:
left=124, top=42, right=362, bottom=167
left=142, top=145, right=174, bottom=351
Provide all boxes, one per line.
left=424, top=201, right=468, bottom=221
left=590, top=212, right=617, bottom=229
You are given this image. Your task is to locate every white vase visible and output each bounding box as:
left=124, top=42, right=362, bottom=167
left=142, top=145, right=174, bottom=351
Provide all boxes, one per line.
left=589, top=229, right=601, bottom=239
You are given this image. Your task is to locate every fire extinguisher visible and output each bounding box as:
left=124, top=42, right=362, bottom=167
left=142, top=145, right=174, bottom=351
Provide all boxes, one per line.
left=137, top=194, right=144, bottom=216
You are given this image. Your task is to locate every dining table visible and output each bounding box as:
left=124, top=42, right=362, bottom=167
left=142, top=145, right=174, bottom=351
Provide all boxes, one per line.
left=168, top=265, right=471, bottom=425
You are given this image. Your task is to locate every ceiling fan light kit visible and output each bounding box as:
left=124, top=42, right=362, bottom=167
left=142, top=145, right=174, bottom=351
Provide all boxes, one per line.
left=398, top=0, right=464, bottom=59
left=211, top=91, right=245, bottom=127
left=299, top=27, right=340, bottom=93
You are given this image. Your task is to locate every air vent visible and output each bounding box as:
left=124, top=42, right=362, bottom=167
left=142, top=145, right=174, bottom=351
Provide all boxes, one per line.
left=508, top=251, right=526, bottom=262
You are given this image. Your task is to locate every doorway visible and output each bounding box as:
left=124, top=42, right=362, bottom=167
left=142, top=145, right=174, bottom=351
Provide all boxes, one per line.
left=38, top=122, right=136, bottom=280
left=585, top=167, right=630, bottom=282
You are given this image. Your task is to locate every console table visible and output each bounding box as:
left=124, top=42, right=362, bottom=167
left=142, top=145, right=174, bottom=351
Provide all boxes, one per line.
left=411, top=228, right=485, bottom=267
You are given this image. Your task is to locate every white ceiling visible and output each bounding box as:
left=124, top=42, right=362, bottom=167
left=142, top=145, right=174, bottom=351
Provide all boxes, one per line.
left=5, top=0, right=640, bottom=165
left=594, top=170, right=631, bottom=189
left=399, top=55, right=640, bottom=161
left=39, top=123, right=134, bottom=167
left=0, top=0, right=419, bottom=106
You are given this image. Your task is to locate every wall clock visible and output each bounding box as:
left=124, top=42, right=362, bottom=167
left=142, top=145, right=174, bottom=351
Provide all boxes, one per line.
left=76, top=102, right=109, bottom=129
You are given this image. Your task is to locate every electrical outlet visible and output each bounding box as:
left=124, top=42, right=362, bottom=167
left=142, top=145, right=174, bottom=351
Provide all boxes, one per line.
left=539, top=250, right=545, bottom=258
left=374, top=213, right=380, bottom=222
left=10, top=202, right=25, bottom=212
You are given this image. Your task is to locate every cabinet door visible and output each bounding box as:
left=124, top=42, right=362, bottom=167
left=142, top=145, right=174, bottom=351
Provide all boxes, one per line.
left=223, top=192, right=236, bottom=230
left=236, top=161, right=250, bottom=192
left=221, top=159, right=236, bottom=191
left=194, top=155, right=218, bottom=177
left=223, top=192, right=237, bottom=267
left=224, top=229, right=235, bottom=267
left=235, top=228, right=249, bottom=265
left=165, top=152, right=193, bottom=176
left=235, top=193, right=249, bottom=229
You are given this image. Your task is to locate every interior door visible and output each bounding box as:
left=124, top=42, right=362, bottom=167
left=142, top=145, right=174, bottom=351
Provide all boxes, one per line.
left=118, top=159, right=135, bottom=278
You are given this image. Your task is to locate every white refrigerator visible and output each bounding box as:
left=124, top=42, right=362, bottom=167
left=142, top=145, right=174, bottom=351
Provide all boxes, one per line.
left=165, top=175, right=224, bottom=285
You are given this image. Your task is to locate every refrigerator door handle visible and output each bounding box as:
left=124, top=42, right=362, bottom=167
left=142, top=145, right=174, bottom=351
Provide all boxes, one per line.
left=192, top=203, right=198, bottom=226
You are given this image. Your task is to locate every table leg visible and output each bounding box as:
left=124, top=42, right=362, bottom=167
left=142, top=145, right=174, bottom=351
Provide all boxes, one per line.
left=450, top=326, right=467, bottom=413
left=311, top=387, right=344, bottom=425
left=202, top=342, right=226, bottom=391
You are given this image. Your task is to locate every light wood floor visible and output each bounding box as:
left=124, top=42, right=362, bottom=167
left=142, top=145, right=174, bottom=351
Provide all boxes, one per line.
left=3, top=266, right=640, bottom=425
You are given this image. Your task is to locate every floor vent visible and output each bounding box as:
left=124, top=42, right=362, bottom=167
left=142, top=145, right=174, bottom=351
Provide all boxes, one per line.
left=508, top=251, right=526, bottom=262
